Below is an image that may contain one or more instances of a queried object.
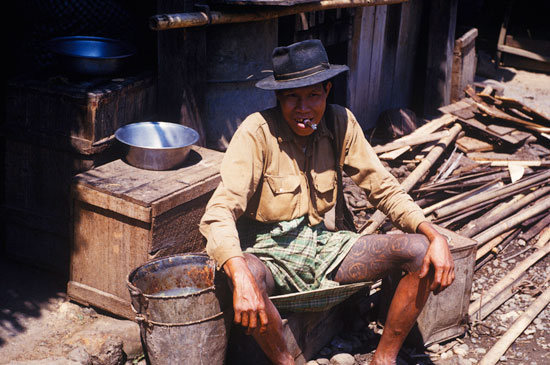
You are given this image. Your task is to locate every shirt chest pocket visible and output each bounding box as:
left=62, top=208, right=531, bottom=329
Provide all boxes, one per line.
left=257, top=175, right=302, bottom=222
left=311, top=169, right=337, bottom=214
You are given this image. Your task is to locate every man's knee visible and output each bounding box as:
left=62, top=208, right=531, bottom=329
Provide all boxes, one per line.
left=398, top=234, right=429, bottom=273
left=243, top=253, right=274, bottom=295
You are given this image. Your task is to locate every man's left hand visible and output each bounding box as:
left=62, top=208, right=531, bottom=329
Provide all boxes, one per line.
left=417, top=221, right=455, bottom=294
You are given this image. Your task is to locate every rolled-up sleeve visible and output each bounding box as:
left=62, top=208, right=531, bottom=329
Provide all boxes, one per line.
left=342, top=110, right=426, bottom=233
left=199, top=117, right=265, bottom=268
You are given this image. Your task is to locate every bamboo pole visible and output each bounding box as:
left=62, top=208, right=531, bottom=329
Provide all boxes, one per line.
left=475, top=228, right=517, bottom=260
left=478, top=285, right=550, bottom=365
left=472, top=196, right=550, bottom=246
left=474, top=272, right=527, bottom=321
left=422, top=180, right=503, bottom=215
left=361, top=123, right=462, bottom=234
left=150, top=0, right=408, bottom=30
left=535, top=227, right=550, bottom=249
left=434, top=169, right=550, bottom=218
left=459, top=186, right=550, bottom=238
left=469, top=242, right=550, bottom=317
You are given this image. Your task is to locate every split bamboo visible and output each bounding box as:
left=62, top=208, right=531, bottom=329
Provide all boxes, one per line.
left=422, top=180, right=502, bottom=215
left=150, top=0, right=408, bottom=30
left=475, top=228, right=518, bottom=260
left=459, top=186, right=550, bottom=238
left=473, top=272, right=527, bottom=321
left=478, top=285, right=550, bottom=365
left=361, top=123, right=462, bottom=234
left=469, top=242, right=550, bottom=317
left=434, top=169, right=550, bottom=218
left=472, top=196, right=550, bottom=246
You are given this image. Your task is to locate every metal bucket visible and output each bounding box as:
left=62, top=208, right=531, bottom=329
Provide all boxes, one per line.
left=127, top=253, right=232, bottom=364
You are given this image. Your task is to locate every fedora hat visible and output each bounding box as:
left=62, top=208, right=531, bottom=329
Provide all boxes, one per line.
left=256, top=39, right=349, bottom=90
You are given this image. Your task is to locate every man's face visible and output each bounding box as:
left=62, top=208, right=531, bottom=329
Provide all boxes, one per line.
left=276, top=82, right=332, bottom=137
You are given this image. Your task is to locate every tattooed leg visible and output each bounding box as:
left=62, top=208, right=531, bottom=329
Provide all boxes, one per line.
left=334, top=234, right=431, bottom=365
left=334, top=234, right=428, bottom=283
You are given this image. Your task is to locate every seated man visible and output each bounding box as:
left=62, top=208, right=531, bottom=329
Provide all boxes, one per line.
left=199, top=39, right=455, bottom=365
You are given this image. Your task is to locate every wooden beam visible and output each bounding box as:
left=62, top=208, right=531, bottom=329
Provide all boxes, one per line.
left=150, top=0, right=409, bottom=30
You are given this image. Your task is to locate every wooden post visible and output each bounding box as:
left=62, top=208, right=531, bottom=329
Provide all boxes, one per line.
left=423, top=0, right=458, bottom=116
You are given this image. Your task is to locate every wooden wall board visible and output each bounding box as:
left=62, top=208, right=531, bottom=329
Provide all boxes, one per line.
left=348, top=6, right=376, bottom=124
left=391, top=0, right=423, bottom=109
left=424, top=0, right=458, bottom=116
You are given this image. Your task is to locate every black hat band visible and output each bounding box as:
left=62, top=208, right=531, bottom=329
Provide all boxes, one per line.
left=275, top=62, right=330, bottom=81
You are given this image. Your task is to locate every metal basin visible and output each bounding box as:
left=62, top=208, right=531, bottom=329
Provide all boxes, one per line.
left=47, top=36, right=136, bottom=76
left=115, top=122, right=200, bottom=170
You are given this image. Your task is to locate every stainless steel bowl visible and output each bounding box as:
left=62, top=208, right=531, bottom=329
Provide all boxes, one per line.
left=115, top=122, right=200, bottom=170
left=47, top=36, right=136, bottom=76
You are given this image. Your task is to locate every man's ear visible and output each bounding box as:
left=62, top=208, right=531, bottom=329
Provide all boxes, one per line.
left=324, top=81, right=332, bottom=95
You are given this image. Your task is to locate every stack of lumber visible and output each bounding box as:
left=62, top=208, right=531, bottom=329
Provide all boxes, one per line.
left=352, top=83, right=550, bottom=362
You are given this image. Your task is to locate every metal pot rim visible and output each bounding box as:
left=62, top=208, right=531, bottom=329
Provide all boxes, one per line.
left=115, top=121, right=200, bottom=150
left=47, top=35, right=136, bottom=60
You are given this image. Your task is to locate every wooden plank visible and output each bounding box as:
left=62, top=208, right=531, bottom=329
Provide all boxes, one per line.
left=459, top=118, right=520, bottom=146
left=73, top=146, right=223, bottom=215
left=373, top=130, right=450, bottom=153
left=72, top=184, right=152, bottom=223
left=498, top=44, right=550, bottom=63
left=451, top=28, right=478, bottom=102
left=71, top=200, right=151, bottom=300
left=67, top=281, right=135, bottom=320
left=487, top=124, right=515, bottom=135
left=456, top=136, right=494, bottom=153
left=439, top=98, right=477, bottom=119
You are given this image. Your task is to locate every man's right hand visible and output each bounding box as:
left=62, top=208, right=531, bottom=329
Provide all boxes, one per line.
left=223, top=257, right=269, bottom=334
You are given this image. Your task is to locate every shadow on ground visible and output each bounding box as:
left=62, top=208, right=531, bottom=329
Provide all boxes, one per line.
left=0, top=256, right=66, bottom=347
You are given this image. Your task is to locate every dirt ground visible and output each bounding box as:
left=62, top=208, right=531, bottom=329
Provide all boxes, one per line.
left=1, top=62, right=549, bottom=365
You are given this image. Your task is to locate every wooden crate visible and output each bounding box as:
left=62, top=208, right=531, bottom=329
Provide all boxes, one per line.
left=3, top=71, right=157, bottom=274
left=5, top=71, right=157, bottom=154
left=68, top=146, right=224, bottom=319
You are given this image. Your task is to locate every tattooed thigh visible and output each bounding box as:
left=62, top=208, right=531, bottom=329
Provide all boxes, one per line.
left=333, top=234, right=429, bottom=284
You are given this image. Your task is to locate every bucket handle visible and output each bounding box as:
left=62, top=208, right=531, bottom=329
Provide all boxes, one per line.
left=136, top=310, right=226, bottom=328
left=128, top=285, right=149, bottom=320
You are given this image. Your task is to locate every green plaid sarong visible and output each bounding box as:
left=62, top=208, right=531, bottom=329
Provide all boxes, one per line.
left=240, top=216, right=362, bottom=296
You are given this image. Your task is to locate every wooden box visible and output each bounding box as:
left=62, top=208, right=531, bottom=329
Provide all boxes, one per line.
left=68, top=146, right=223, bottom=319
left=3, top=71, right=157, bottom=274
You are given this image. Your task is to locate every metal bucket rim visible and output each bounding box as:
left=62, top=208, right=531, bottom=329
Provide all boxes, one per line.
left=126, top=252, right=215, bottom=299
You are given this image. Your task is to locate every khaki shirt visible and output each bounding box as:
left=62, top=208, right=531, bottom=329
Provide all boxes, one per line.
left=199, top=104, right=426, bottom=267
